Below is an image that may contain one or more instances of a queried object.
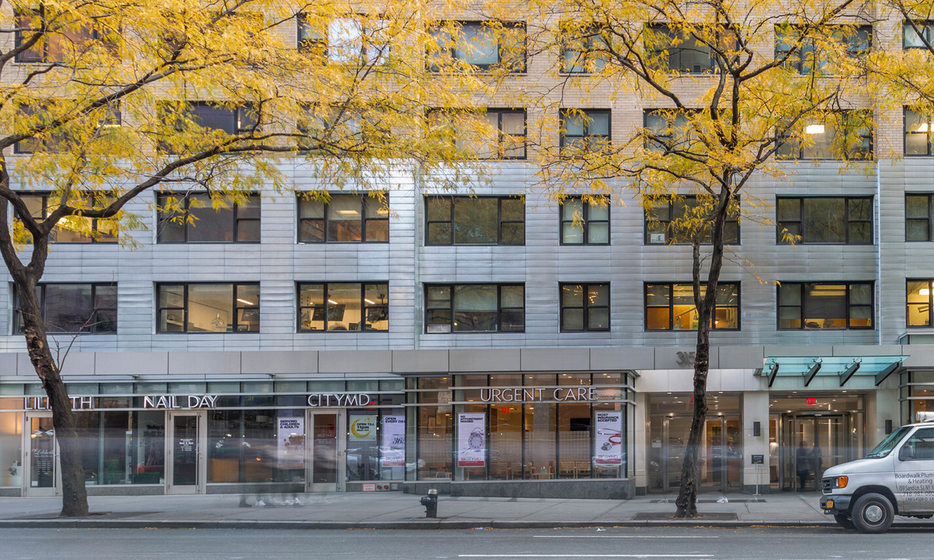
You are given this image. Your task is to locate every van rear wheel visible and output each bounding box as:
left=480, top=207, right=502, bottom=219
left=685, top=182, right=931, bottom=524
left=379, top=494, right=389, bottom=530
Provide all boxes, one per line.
left=833, top=514, right=855, bottom=530
left=851, top=493, right=894, bottom=534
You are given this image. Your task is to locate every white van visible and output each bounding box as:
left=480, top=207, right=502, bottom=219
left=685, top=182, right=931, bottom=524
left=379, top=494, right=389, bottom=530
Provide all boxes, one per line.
left=820, top=419, right=934, bottom=533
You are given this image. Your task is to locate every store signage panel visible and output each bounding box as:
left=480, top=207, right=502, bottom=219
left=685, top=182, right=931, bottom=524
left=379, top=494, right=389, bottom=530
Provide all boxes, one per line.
left=479, top=387, right=597, bottom=403
left=22, top=391, right=380, bottom=411
left=594, top=411, right=623, bottom=466
left=457, top=412, right=486, bottom=467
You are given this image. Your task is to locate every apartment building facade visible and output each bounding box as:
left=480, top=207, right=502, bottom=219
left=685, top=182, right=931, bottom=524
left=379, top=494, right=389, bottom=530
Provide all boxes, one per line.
left=1, top=5, right=934, bottom=500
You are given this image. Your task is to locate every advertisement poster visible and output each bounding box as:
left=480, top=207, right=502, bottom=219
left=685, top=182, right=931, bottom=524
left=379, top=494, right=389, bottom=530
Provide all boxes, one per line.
left=594, top=411, right=622, bottom=466
left=381, top=416, right=406, bottom=467
left=349, top=414, right=377, bottom=441
left=457, top=413, right=486, bottom=467
left=277, top=417, right=305, bottom=470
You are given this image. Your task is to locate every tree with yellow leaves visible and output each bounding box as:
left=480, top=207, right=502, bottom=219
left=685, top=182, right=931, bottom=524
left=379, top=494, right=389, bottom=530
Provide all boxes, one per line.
left=524, top=0, right=872, bottom=516
left=0, top=0, right=488, bottom=517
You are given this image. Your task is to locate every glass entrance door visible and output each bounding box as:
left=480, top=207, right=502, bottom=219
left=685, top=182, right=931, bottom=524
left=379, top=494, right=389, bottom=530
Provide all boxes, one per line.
left=167, top=412, right=206, bottom=494
left=307, top=411, right=345, bottom=492
left=780, top=414, right=848, bottom=491
left=24, top=413, right=58, bottom=496
left=649, top=415, right=741, bottom=493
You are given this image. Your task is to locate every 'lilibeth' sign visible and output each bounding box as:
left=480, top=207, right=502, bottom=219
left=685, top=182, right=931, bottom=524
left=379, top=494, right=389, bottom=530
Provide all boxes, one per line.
left=480, top=387, right=597, bottom=403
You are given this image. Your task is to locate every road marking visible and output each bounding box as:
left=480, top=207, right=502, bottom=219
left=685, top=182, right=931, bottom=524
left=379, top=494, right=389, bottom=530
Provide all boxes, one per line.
left=459, top=556, right=712, bottom=558
left=533, top=536, right=719, bottom=539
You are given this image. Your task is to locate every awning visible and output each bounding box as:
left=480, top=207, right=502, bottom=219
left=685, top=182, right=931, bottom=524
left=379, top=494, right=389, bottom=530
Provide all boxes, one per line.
left=758, top=355, right=908, bottom=388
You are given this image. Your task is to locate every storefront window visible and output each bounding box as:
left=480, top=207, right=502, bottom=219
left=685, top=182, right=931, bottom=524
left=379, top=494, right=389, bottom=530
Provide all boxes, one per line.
left=73, top=411, right=165, bottom=485
left=0, top=409, right=23, bottom=487
left=208, top=409, right=276, bottom=483
left=415, top=377, right=453, bottom=480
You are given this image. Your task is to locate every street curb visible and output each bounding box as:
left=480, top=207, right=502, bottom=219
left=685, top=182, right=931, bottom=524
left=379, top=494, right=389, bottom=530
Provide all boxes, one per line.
left=0, top=519, right=846, bottom=530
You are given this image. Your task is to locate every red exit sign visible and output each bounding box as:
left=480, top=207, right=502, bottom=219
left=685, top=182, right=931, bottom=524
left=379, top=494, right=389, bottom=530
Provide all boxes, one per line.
left=806, top=397, right=817, bottom=406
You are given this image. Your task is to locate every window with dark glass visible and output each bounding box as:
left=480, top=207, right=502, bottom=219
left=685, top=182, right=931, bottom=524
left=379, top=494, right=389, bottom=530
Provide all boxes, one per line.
left=157, top=283, right=259, bottom=333
left=157, top=193, right=259, bottom=243
left=776, top=197, right=872, bottom=244
left=159, top=102, right=258, bottom=144
left=904, top=21, right=934, bottom=49
left=15, top=102, right=121, bottom=154
left=907, top=194, right=934, bottom=241
left=644, top=109, right=696, bottom=152
left=905, top=109, right=934, bottom=156
left=427, top=21, right=526, bottom=72
left=297, top=14, right=389, bottom=64
left=561, top=283, right=609, bottom=332
left=427, top=109, right=526, bottom=159
left=645, top=195, right=740, bottom=245
left=560, top=109, right=610, bottom=152
left=644, top=283, right=740, bottom=331
left=16, top=193, right=118, bottom=243
left=298, top=193, right=388, bottom=243
left=425, top=196, right=524, bottom=245
left=774, top=24, right=871, bottom=74
left=15, top=7, right=113, bottom=63
left=777, top=111, right=872, bottom=160
left=560, top=196, right=609, bottom=244
left=908, top=280, right=934, bottom=328
left=778, top=282, right=873, bottom=330
left=297, top=282, right=388, bottom=332
left=425, top=284, right=524, bottom=333
left=560, top=24, right=608, bottom=73
left=646, top=24, right=736, bottom=73
left=14, top=283, right=116, bottom=333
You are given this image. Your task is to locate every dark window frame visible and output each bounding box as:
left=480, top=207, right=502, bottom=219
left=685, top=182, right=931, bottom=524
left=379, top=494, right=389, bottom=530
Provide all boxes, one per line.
left=774, top=24, right=871, bottom=74
left=559, top=109, right=611, bottom=152
left=426, top=108, right=527, bottom=160
left=424, top=196, right=525, bottom=246
left=903, top=20, right=934, bottom=49
left=428, top=20, right=527, bottom=73
left=13, top=282, right=117, bottom=334
left=646, top=24, right=737, bottom=74
left=776, top=110, right=873, bottom=161
left=644, top=195, right=741, bottom=245
left=906, top=193, right=934, bottom=242
left=908, top=279, right=934, bottom=328
left=156, top=282, right=260, bottom=334
left=297, top=13, right=389, bottom=64
left=14, top=7, right=109, bottom=64
left=15, top=192, right=118, bottom=243
left=560, top=283, right=610, bottom=332
left=296, top=282, right=389, bottom=332
left=905, top=108, right=934, bottom=156
left=777, top=282, right=874, bottom=330
left=776, top=196, right=873, bottom=245
left=157, top=192, right=260, bottom=244
left=425, top=283, right=525, bottom=333
left=559, top=196, right=610, bottom=245
left=559, top=24, right=609, bottom=74
left=643, top=282, right=741, bottom=331
left=297, top=192, right=389, bottom=243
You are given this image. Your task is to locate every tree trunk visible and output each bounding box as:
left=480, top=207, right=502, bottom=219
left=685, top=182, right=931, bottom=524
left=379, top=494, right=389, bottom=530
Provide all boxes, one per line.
left=19, top=291, right=89, bottom=517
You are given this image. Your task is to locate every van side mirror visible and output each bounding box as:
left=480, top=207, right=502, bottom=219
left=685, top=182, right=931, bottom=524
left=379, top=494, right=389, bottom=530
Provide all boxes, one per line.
left=899, top=446, right=914, bottom=461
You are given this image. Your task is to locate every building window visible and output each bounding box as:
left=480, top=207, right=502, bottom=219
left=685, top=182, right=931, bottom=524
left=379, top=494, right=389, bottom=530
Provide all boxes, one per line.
left=776, top=197, right=872, bottom=244
left=297, top=283, right=388, bottom=332
left=16, top=193, right=118, bottom=243
left=645, top=195, right=740, bottom=245
left=13, top=283, right=117, bottom=333
left=425, top=196, right=524, bottom=245
left=774, top=24, right=871, bottom=74
left=157, top=283, right=259, bottom=333
left=560, top=197, right=609, bottom=245
left=646, top=24, right=736, bottom=73
left=904, top=21, right=934, bottom=49
left=561, top=283, right=609, bottom=332
left=157, top=193, right=259, bottom=243
left=15, top=7, right=111, bottom=63
left=560, top=109, right=610, bottom=152
left=908, top=280, right=934, bottom=328
left=777, top=282, right=873, bottom=330
left=297, top=14, right=388, bottom=65
left=425, top=284, right=524, bottom=333
left=776, top=111, right=872, bottom=160
left=643, top=109, right=696, bottom=152
left=905, top=109, right=934, bottom=156
left=15, top=102, right=121, bottom=154
left=644, top=283, right=740, bottom=331
left=298, top=193, right=388, bottom=243
left=158, top=102, right=258, bottom=150
left=428, top=21, right=526, bottom=72
left=560, top=24, right=608, bottom=73
left=427, top=109, right=526, bottom=159
left=907, top=194, right=934, bottom=241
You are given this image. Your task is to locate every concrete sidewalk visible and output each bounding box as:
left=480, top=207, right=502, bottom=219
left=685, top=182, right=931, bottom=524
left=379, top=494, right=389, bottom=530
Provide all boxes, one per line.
left=1, top=490, right=919, bottom=530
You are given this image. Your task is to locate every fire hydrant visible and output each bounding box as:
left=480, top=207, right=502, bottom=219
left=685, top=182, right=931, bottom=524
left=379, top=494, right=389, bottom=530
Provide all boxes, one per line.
left=419, top=488, right=438, bottom=518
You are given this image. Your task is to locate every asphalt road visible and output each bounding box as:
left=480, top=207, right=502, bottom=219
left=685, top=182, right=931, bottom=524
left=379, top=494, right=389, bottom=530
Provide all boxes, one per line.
left=4, top=526, right=934, bottom=560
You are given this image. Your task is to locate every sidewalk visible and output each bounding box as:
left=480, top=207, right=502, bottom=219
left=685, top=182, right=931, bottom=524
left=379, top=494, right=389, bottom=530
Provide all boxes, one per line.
left=1, top=490, right=917, bottom=530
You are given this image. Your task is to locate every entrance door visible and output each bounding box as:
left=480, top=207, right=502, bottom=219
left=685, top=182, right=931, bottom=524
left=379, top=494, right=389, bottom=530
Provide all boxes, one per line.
left=307, top=411, right=345, bottom=492
left=649, top=415, right=740, bottom=493
left=780, top=414, right=848, bottom=491
left=166, top=411, right=206, bottom=494
left=24, top=413, right=59, bottom=497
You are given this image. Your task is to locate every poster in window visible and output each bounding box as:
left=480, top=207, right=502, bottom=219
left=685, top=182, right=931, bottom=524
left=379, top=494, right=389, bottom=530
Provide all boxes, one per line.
left=594, top=411, right=622, bottom=465
left=349, top=414, right=377, bottom=441
left=457, top=412, right=486, bottom=467
left=381, top=415, right=405, bottom=466
left=277, top=417, right=305, bottom=470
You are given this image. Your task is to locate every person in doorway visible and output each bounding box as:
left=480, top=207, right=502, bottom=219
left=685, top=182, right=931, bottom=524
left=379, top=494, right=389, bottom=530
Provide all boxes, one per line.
left=795, top=440, right=810, bottom=490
